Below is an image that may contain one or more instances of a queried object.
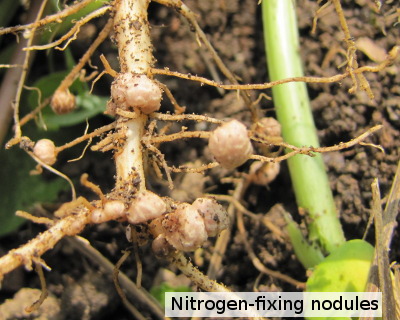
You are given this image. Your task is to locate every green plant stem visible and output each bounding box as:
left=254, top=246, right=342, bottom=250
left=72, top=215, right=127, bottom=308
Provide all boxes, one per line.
left=262, top=0, right=345, bottom=254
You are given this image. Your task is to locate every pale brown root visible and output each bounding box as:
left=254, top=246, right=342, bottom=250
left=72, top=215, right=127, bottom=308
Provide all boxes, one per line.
left=19, top=98, right=50, bottom=127
left=157, top=82, right=186, bottom=114
left=129, top=229, right=143, bottom=289
left=18, top=86, right=47, bottom=130
left=113, top=250, right=147, bottom=320
left=25, top=6, right=111, bottom=51
left=90, top=134, right=116, bottom=152
left=151, top=112, right=223, bottom=124
left=150, top=45, right=399, bottom=91
left=370, top=179, right=396, bottom=319
left=16, top=211, right=54, bottom=226
left=113, top=0, right=153, bottom=73
left=0, top=64, right=23, bottom=68
left=0, top=0, right=96, bottom=36
left=236, top=209, right=305, bottom=289
left=99, top=54, right=118, bottom=77
left=56, top=122, right=116, bottom=153
left=56, top=18, right=113, bottom=94
left=90, top=53, right=117, bottom=92
left=169, top=251, right=230, bottom=292
left=331, top=0, right=374, bottom=98
left=6, top=0, right=48, bottom=148
left=250, top=125, right=383, bottom=163
left=80, top=173, right=106, bottom=204
left=66, top=236, right=164, bottom=319
left=68, top=139, right=93, bottom=162
left=148, top=130, right=211, bottom=144
left=26, top=150, right=77, bottom=201
left=151, top=66, right=348, bottom=90
left=311, top=1, right=332, bottom=35
left=115, top=109, right=139, bottom=119
left=25, top=263, right=48, bottom=313
left=206, top=180, right=244, bottom=280
left=197, top=44, right=225, bottom=96
left=0, top=209, right=89, bottom=281
left=171, top=162, right=219, bottom=173
left=207, top=194, right=259, bottom=220
left=143, top=142, right=174, bottom=189
left=148, top=83, right=186, bottom=140
left=67, top=120, right=92, bottom=162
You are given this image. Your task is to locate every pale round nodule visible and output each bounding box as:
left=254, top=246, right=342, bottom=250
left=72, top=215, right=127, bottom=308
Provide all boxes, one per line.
left=103, top=200, right=126, bottom=220
left=250, top=161, right=280, bottom=186
left=51, top=89, right=76, bottom=115
left=33, top=139, right=57, bottom=165
left=162, top=203, right=208, bottom=252
left=208, top=119, right=253, bottom=170
left=126, top=190, right=166, bottom=224
left=152, top=234, right=174, bottom=257
left=254, top=117, right=281, bottom=138
left=110, top=73, right=162, bottom=114
left=90, top=209, right=104, bottom=224
left=192, top=198, right=229, bottom=237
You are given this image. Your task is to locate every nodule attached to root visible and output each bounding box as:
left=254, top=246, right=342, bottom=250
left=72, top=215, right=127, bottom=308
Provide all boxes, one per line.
left=192, top=198, right=229, bottom=237
left=110, top=73, right=162, bottom=114
left=209, top=119, right=253, bottom=170
left=152, top=234, right=175, bottom=258
left=162, top=203, right=208, bottom=252
left=126, top=190, right=166, bottom=224
left=51, top=89, right=76, bottom=115
left=91, top=200, right=126, bottom=224
left=253, top=117, right=282, bottom=138
left=33, top=139, right=57, bottom=165
left=249, top=161, right=280, bottom=186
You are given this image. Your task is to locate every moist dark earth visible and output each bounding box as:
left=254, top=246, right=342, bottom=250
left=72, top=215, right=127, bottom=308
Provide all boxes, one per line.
left=0, top=0, right=399, bottom=319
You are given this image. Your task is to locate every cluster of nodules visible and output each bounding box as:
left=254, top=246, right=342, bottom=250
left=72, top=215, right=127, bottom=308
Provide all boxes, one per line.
left=88, top=190, right=229, bottom=254
left=49, top=72, right=163, bottom=116
left=108, top=73, right=163, bottom=115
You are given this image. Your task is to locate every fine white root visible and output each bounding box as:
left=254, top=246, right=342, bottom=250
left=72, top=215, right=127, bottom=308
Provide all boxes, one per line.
left=115, top=116, right=147, bottom=191
left=113, top=0, right=155, bottom=192
left=113, top=0, right=153, bottom=74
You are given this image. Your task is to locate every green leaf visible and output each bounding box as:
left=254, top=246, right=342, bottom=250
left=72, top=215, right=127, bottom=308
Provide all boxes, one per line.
left=27, top=70, right=85, bottom=108
left=43, top=92, right=108, bottom=129
left=305, top=239, right=374, bottom=320
left=0, top=146, right=68, bottom=236
left=306, top=240, right=374, bottom=292
left=41, top=0, right=110, bottom=44
left=150, top=283, right=191, bottom=309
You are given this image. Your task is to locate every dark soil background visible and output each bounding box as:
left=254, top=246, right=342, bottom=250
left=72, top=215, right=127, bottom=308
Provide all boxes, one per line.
left=0, top=0, right=399, bottom=319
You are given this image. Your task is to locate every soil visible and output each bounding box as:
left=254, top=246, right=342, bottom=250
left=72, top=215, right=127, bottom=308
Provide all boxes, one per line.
left=0, top=0, right=399, bottom=319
